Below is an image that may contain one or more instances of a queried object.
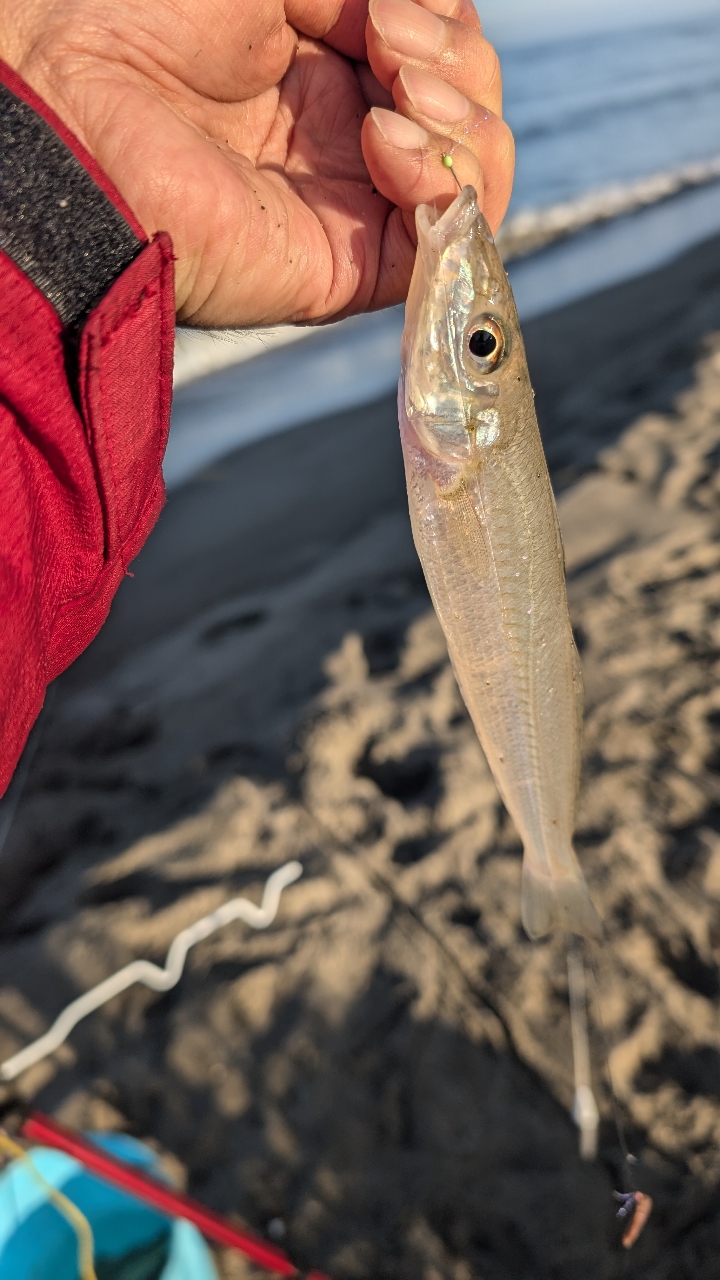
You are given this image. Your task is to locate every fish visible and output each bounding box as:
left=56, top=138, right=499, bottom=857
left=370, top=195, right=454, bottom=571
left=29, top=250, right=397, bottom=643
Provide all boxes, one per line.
left=399, top=184, right=601, bottom=941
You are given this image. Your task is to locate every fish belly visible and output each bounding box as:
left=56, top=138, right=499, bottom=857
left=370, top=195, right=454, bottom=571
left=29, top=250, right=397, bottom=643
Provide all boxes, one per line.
left=400, top=408, right=601, bottom=940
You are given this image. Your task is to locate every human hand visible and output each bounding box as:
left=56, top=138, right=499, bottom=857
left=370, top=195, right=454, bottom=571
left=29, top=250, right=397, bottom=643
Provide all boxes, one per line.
left=2, top=0, right=514, bottom=327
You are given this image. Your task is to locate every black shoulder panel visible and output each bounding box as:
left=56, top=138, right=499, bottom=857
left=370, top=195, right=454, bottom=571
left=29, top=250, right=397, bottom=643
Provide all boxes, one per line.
left=0, top=81, right=142, bottom=328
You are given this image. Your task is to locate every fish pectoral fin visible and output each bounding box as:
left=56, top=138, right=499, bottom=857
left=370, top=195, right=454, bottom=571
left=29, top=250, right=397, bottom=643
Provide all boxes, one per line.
left=521, top=859, right=602, bottom=941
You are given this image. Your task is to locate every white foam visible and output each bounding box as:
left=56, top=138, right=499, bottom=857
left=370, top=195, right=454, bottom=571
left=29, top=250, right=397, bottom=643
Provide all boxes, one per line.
left=497, top=157, right=720, bottom=260
left=509, top=178, right=720, bottom=319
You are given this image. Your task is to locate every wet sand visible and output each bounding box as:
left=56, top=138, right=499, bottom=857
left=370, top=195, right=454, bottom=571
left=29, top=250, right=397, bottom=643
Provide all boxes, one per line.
left=3, top=231, right=720, bottom=1278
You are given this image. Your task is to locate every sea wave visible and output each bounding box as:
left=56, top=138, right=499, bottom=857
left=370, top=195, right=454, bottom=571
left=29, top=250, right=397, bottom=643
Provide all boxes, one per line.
left=510, top=72, right=720, bottom=145
left=497, top=158, right=720, bottom=261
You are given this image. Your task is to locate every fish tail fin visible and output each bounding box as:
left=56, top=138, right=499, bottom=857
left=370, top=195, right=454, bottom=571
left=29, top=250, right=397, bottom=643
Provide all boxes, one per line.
left=521, top=857, right=602, bottom=941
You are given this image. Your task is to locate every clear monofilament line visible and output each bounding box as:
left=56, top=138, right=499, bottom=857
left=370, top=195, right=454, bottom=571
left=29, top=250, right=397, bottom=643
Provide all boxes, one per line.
left=567, top=938, right=599, bottom=1160
left=584, top=943, right=637, bottom=1184
left=442, top=152, right=463, bottom=191
left=421, top=142, right=471, bottom=432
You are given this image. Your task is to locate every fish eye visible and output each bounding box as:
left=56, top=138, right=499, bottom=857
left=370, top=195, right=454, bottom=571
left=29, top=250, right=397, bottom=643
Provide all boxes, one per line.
left=467, top=316, right=505, bottom=373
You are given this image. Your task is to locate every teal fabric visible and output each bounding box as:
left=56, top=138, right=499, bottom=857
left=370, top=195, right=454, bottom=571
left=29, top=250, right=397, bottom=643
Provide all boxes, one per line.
left=0, top=1133, right=218, bottom=1280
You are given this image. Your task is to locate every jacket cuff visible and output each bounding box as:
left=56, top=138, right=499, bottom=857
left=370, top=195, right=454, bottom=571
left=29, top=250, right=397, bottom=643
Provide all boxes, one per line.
left=0, top=61, right=176, bottom=794
left=0, top=59, right=150, bottom=328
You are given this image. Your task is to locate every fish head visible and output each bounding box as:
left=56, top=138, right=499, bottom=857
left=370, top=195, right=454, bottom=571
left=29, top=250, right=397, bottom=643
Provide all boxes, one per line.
left=402, top=185, right=528, bottom=464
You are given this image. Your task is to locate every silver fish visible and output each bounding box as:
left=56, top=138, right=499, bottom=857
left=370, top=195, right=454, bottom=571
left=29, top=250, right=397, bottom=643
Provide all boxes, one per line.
left=399, top=184, right=601, bottom=940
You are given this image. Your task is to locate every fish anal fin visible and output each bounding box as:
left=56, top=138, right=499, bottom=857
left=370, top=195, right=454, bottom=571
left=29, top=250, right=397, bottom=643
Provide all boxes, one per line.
left=521, top=861, right=602, bottom=940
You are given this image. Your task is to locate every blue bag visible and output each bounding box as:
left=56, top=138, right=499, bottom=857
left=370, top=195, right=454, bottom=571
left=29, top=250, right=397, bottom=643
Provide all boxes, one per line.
left=0, top=1131, right=218, bottom=1279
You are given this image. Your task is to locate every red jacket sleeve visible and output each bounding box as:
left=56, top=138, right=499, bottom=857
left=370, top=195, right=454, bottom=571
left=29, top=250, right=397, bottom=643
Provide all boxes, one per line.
left=0, top=63, right=175, bottom=795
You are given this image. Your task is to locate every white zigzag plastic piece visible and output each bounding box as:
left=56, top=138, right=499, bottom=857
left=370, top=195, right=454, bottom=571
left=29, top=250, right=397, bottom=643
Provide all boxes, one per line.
left=0, top=861, right=303, bottom=1082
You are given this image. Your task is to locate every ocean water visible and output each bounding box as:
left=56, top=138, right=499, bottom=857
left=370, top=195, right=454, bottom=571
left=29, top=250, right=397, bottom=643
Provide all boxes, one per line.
left=503, top=12, right=720, bottom=217
left=168, top=13, right=720, bottom=483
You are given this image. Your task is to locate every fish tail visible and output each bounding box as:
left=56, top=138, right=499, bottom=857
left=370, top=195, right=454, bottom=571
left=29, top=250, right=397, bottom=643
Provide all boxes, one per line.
left=521, top=856, right=602, bottom=940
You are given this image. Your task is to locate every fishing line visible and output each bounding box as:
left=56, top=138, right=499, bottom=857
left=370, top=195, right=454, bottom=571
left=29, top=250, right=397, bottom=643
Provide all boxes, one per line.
left=442, top=153, right=463, bottom=192
left=419, top=123, right=627, bottom=1176
left=409, top=106, right=650, bottom=1253
left=584, top=940, right=638, bottom=1186
left=566, top=935, right=639, bottom=1186
left=566, top=941, right=653, bottom=1259
left=428, top=109, right=500, bottom=448
left=439, top=99, right=636, bottom=1185
left=566, top=937, right=599, bottom=1160
left=438, top=100, right=638, bottom=1185
left=417, top=129, right=470, bottom=440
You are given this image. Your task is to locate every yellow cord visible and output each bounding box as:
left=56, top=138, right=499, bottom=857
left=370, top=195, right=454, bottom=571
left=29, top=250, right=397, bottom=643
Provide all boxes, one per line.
left=0, top=1130, right=97, bottom=1280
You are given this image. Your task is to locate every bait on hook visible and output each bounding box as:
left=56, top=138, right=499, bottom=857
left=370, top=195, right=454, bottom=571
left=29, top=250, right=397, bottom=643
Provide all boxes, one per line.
left=614, top=1190, right=654, bottom=1249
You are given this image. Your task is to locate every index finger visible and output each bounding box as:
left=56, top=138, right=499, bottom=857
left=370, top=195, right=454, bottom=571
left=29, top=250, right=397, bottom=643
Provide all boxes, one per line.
left=366, top=0, right=502, bottom=117
left=283, top=0, right=479, bottom=59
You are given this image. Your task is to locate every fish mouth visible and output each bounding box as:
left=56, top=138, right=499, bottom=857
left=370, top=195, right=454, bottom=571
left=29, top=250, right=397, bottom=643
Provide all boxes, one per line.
left=416, top=185, right=493, bottom=255
left=414, top=185, right=496, bottom=291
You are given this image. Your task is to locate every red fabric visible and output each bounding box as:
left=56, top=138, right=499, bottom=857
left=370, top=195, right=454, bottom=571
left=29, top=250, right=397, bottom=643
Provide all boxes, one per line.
left=0, top=69, right=175, bottom=796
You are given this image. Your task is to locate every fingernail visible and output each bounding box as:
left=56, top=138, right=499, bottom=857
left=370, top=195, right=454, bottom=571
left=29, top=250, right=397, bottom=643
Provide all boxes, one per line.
left=399, top=65, right=469, bottom=123
left=370, top=107, right=430, bottom=149
left=369, top=0, right=445, bottom=59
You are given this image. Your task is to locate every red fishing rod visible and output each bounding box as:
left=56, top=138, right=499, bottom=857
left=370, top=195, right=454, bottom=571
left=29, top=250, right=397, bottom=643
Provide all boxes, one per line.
left=19, top=1110, right=331, bottom=1280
